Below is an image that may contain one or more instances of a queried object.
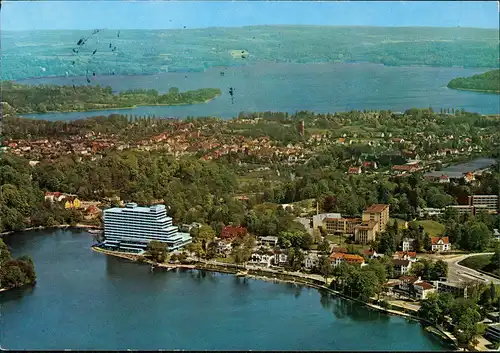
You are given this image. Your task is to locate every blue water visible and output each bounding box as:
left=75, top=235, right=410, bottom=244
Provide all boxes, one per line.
left=18, top=62, right=499, bottom=121
left=0, top=229, right=448, bottom=350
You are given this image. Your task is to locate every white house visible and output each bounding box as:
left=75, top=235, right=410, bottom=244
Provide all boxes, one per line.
left=431, top=237, right=451, bottom=252
left=249, top=253, right=274, bottom=267
left=393, top=251, right=417, bottom=263
left=393, top=259, right=412, bottom=275
left=413, top=281, right=436, bottom=300
left=273, top=252, right=288, bottom=266
left=402, top=238, right=415, bottom=252
left=303, top=253, right=320, bottom=270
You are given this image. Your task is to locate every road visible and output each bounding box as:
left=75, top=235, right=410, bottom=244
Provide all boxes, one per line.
left=441, top=252, right=500, bottom=285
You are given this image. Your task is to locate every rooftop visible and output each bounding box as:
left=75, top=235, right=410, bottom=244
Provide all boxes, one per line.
left=364, top=204, right=389, bottom=213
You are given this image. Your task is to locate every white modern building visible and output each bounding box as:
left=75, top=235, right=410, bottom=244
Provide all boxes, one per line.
left=101, top=203, right=192, bottom=253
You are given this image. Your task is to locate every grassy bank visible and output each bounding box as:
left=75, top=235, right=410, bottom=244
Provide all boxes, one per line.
left=459, top=254, right=500, bottom=278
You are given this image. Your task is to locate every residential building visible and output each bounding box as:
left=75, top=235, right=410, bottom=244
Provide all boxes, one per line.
left=249, top=252, right=274, bottom=267
left=438, top=175, right=450, bottom=183
left=393, top=259, right=412, bottom=275
left=354, top=220, right=378, bottom=244
left=413, top=281, right=436, bottom=300
left=101, top=203, right=192, bottom=253
left=398, top=276, right=420, bottom=292
left=303, top=252, right=320, bottom=270
left=362, top=204, right=390, bottom=233
left=216, top=240, right=232, bottom=257
left=220, top=226, right=247, bottom=240
left=348, top=166, right=362, bottom=175
left=402, top=238, right=415, bottom=252
left=330, top=253, right=365, bottom=267
left=260, top=236, right=278, bottom=247
left=431, top=237, right=451, bottom=252
left=469, top=195, right=499, bottom=214
left=64, top=196, right=82, bottom=209
left=394, top=251, right=417, bottom=263
left=273, top=251, right=288, bottom=266
left=362, top=249, right=382, bottom=259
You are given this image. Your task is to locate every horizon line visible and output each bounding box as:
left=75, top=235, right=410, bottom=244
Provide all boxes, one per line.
left=2, top=24, right=499, bottom=31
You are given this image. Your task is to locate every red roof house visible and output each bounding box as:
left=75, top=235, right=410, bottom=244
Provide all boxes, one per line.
left=220, top=226, right=247, bottom=240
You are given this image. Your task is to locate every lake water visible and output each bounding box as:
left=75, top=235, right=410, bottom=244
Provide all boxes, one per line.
left=18, top=62, right=500, bottom=121
left=0, top=229, right=448, bottom=351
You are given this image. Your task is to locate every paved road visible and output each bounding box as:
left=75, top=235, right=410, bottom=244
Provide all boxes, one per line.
left=442, top=253, right=500, bottom=285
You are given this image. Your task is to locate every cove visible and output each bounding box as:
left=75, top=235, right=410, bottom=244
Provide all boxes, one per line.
left=0, top=229, right=449, bottom=351
left=17, top=62, right=500, bottom=121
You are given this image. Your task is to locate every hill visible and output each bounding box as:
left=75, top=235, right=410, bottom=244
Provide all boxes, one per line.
left=447, top=69, right=500, bottom=93
left=2, top=26, right=498, bottom=80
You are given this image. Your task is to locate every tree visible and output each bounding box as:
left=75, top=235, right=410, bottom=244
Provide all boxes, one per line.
left=419, top=293, right=442, bottom=324
left=318, top=255, right=332, bottom=283
left=147, top=240, right=169, bottom=263
left=430, top=260, right=448, bottom=280
left=0, top=239, right=12, bottom=264
left=318, top=238, right=331, bottom=255
left=423, top=233, right=432, bottom=251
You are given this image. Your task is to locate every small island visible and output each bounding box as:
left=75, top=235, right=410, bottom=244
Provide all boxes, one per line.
left=447, top=69, right=500, bottom=94
left=1, top=81, right=222, bottom=114
left=0, top=239, right=37, bottom=291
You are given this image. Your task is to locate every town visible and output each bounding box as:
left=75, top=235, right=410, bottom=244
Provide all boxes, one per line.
left=1, top=108, right=500, bottom=351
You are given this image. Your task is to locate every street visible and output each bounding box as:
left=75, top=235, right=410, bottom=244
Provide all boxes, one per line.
left=441, top=253, right=499, bottom=285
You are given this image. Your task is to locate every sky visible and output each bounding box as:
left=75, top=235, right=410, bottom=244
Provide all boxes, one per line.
left=1, top=1, right=498, bottom=31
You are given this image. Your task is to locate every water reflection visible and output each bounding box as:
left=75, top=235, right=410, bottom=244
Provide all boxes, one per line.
left=0, top=285, right=36, bottom=303
left=319, top=291, right=389, bottom=322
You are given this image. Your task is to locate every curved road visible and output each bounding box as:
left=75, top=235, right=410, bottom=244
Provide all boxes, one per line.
left=442, top=252, right=500, bottom=284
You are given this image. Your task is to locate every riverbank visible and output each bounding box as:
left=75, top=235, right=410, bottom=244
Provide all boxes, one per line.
left=92, top=246, right=458, bottom=349
left=0, top=223, right=101, bottom=236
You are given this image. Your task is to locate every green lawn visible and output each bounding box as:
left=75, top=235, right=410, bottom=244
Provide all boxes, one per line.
left=412, top=220, right=445, bottom=237
left=459, top=254, right=499, bottom=277
left=216, top=257, right=235, bottom=264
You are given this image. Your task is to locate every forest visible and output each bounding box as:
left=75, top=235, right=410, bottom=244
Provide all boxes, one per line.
left=447, top=69, right=500, bottom=93
left=1, top=81, right=222, bottom=114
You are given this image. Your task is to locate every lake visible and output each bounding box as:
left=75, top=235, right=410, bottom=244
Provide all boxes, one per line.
left=18, top=62, right=500, bottom=121
left=0, top=229, right=449, bottom=351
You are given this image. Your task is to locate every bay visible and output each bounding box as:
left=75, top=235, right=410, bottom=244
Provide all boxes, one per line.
left=18, top=62, right=500, bottom=121
left=1, top=229, right=449, bottom=351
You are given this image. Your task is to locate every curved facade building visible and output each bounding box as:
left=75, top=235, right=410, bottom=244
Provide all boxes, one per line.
left=102, top=203, right=192, bottom=253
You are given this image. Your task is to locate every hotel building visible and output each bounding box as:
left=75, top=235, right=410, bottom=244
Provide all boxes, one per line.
left=101, top=203, right=192, bottom=253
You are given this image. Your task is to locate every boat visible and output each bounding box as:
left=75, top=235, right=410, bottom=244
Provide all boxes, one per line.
left=87, top=229, right=104, bottom=234
left=236, top=270, right=248, bottom=277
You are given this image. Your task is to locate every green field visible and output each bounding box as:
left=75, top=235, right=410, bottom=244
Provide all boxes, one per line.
left=412, top=220, right=445, bottom=237
left=459, top=254, right=500, bottom=277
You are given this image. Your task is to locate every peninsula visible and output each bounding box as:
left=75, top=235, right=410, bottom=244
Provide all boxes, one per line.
left=0, top=239, right=37, bottom=291
left=1, top=81, right=222, bottom=114
left=447, top=69, right=500, bottom=94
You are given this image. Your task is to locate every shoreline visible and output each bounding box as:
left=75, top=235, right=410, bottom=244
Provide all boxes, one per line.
left=92, top=246, right=458, bottom=350
left=0, top=223, right=101, bottom=237
left=447, top=86, right=500, bottom=94
left=10, top=61, right=498, bottom=83
left=17, top=95, right=221, bottom=116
